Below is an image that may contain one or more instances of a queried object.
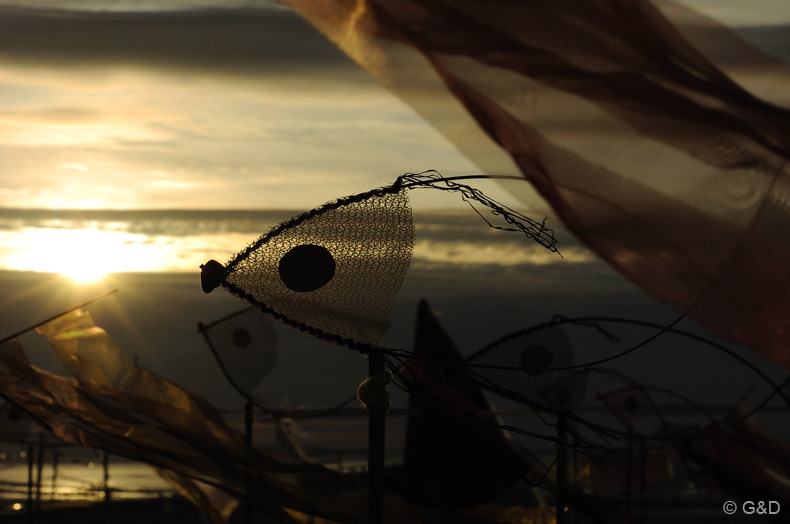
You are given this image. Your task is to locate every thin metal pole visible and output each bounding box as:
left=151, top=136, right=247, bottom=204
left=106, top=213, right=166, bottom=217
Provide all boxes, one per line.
left=368, top=349, right=386, bottom=524
left=572, top=433, right=580, bottom=524
left=639, top=438, right=646, bottom=524
left=51, top=450, right=60, bottom=501
left=626, top=433, right=633, bottom=523
left=244, top=400, right=254, bottom=446
left=103, top=451, right=110, bottom=505
left=35, top=435, right=44, bottom=514
left=556, top=413, right=567, bottom=524
left=27, top=443, right=34, bottom=524
left=399, top=174, right=525, bottom=190
left=244, top=400, right=254, bottom=524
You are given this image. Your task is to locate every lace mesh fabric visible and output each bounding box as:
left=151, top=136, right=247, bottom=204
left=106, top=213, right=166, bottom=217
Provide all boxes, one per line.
left=465, top=324, right=587, bottom=413
left=200, top=308, right=277, bottom=394
left=224, top=185, right=413, bottom=352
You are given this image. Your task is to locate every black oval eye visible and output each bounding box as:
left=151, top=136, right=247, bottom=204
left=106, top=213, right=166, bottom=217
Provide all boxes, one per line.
left=278, top=244, right=336, bottom=292
left=521, top=344, right=554, bottom=376
left=232, top=327, right=252, bottom=348
left=623, top=395, right=640, bottom=412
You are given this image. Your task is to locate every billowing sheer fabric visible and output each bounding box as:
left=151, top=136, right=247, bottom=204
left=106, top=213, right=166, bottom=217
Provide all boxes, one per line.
left=275, top=0, right=790, bottom=367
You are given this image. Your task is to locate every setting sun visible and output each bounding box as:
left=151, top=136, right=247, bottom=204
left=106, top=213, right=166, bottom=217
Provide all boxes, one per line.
left=4, top=227, right=158, bottom=283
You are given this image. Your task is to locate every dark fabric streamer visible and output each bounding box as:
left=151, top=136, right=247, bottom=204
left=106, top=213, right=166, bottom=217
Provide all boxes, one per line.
left=0, top=311, right=556, bottom=523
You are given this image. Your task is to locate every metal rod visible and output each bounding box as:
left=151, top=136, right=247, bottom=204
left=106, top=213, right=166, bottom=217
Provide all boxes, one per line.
left=0, top=289, right=119, bottom=345
left=368, top=349, right=386, bottom=524
left=103, top=451, right=110, bottom=505
left=244, top=400, right=254, bottom=524
left=639, top=438, right=647, bottom=524
left=35, top=435, right=44, bottom=514
left=399, top=174, right=525, bottom=190
left=51, top=450, right=59, bottom=501
left=244, top=400, right=254, bottom=446
left=556, top=413, right=568, bottom=524
left=27, top=443, right=34, bottom=524
left=626, top=434, right=633, bottom=523
left=572, top=433, right=580, bottom=524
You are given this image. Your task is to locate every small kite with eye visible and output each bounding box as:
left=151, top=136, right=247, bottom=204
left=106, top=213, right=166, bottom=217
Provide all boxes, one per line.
left=200, top=170, right=558, bottom=354
left=200, top=170, right=558, bottom=524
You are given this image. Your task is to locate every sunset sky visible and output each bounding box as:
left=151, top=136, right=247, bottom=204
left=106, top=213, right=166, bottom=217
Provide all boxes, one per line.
left=0, top=0, right=787, bottom=211
left=0, top=0, right=483, bottom=211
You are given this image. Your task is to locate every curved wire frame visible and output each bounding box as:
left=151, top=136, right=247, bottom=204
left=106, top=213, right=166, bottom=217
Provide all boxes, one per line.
left=387, top=315, right=790, bottom=444
left=198, top=308, right=356, bottom=419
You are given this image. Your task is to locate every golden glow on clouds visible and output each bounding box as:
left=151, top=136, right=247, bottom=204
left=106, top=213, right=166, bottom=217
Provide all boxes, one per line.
left=0, top=58, right=484, bottom=210
left=413, top=240, right=593, bottom=267
left=0, top=3, right=787, bottom=213
left=59, top=162, right=90, bottom=172
left=678, top=0, right=790, bottom=26
left=2, top=227, right=256, bottom=281
left=2, top=120, right=166, bottom=148
left=4, top=228, right=157, bottom=283
left=0, top=213, right=590, bottom=280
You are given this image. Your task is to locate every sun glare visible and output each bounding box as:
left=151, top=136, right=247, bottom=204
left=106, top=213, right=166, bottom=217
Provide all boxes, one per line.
left=6, top=227, right=157, bottom=283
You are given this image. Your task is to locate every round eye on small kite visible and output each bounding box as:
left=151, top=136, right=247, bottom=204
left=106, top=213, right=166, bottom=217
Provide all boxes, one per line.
left=200, top=259, right=228, bottom=293
left=232, top=327, right=252, bottom=348
left=623, top=395, right=640, bottom=412
left=278, top=244, right=336, bottom=292
left=521, top=344, right=554, bottom=376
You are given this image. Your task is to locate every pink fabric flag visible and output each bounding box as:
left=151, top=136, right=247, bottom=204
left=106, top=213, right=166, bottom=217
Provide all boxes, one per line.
left=275, top=0, right=790, bottom=366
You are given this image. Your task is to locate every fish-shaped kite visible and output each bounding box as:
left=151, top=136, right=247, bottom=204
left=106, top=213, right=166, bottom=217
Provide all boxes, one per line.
left=201, top=171, right=557, bottom=353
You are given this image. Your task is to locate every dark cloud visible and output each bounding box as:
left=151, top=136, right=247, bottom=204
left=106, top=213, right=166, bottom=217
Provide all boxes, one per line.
left=0, top=207, right=584, bottom=259
left=4, top=6, right=784, bottom=80
left=0, top=207, right=294, bottom=235
left=0, top=107, right=102, bottom=122
left=734, top=25, right=790, bottom=61
left=0, top=6, right=361, bottom=77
